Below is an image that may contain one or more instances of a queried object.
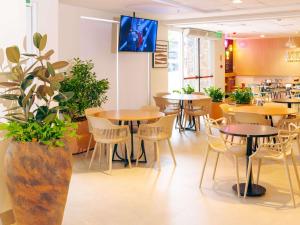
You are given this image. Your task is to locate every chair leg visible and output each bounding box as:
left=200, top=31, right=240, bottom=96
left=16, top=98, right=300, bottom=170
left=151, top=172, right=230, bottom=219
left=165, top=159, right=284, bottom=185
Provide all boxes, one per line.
left=283, top=157, right=296, bottom=207
left=89, top=143, right=98, bottom=169
left=108, top=144, right=113, bottom=175
left=155, top=141, right=161, bottom=170
left=195, top=117, right=199, bottom=132
left=85, top=135, right=93, bottom=158
left=212, top=152, right=220, bottom=180
left=199, top=146, right=210, bottom=188
left=167, top=139, right=177, bottom=166
left=184, top=114, right=187, bottom=131
left=154, top=142, right=157, bottom=161
left=234, top=156, right=241, bottom=198
left=98, top=143, right=102, bottom=168
left=136, top=138, right=142, bottom=166
left=244, top=158, right=253, bottom=198
left=291, top=154, right=300, bottom=190
left=125, top=142, right=132, bottom=168
left=297, top=137, right=300, bottom=155
left=256, top=159, right=262, bottom=184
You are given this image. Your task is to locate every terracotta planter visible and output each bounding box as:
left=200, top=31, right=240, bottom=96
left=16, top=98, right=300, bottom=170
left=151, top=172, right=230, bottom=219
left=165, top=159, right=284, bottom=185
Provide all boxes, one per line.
left=4, top=142, right=72, bottom=225
left=210, top=102, right=223, bottom=119
left=68, top=119, right=95, bottom=154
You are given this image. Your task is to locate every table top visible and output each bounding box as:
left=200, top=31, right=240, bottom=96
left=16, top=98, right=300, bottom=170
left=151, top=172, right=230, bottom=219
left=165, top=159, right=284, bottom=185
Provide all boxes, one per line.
left=220, top=124, right=278, bottom=138
left=161, top=94, right=211, bottom=101
left=229, top=105, right=297, bottom=116
left=94, top=109, right=165, bottom=121
left=273, top=98, right=300, bottom=104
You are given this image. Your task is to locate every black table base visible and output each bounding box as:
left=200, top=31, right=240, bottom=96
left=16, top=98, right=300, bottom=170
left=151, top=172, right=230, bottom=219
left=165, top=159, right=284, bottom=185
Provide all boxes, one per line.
left=232, top=183, right=266, bottom=197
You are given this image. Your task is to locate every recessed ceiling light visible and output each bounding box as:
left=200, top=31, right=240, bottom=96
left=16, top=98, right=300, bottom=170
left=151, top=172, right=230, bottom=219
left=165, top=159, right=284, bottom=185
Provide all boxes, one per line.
left=232, top=0, right=243, bottom=3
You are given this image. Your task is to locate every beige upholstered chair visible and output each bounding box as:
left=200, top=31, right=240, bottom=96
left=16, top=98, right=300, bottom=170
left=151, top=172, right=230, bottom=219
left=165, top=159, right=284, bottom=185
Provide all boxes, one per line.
left=155, top=92, right=170, bottom=97
left=136, top=115, right=177, bottom=169
left=87, top=116, right=131, bottom=174
left=183, top=98, right=211, bottom=132
left=244, top=128, right=300, bottom=207
left=85, top=107, right=102, bottom=158
left=200, top=117, right=246, bottom=197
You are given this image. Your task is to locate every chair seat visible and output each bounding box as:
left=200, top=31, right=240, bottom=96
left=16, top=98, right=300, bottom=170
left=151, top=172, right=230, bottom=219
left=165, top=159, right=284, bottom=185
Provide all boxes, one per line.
left=164, top=109, right=179, bottom=115
left=252, top=146, right=291, bottom=160
left=94, top=137, right=128, bottom=144
left=137, top=132, right=169, bottom=141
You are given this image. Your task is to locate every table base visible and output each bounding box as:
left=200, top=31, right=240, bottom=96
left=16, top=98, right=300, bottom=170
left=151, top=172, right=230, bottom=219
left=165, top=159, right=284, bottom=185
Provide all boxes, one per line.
left=232, top=183, right=266, bottom=197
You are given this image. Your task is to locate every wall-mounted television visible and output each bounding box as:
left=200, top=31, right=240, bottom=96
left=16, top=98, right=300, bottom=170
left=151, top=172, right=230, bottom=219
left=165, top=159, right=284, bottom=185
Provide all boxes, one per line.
left=118, top=15, right=158, bottom=52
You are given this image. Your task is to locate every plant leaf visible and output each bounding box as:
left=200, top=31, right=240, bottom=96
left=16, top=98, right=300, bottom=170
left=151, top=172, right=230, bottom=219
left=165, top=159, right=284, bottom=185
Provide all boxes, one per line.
left=22, top=84, right=36, bottom=107
left=4, top=106, right=21, bottom=112
left=6, top=46, right=20, bottom=63
left=22, top=53, right=38, bottom=57
left=0, top=94, right=19, bottom=100
left=53, top=92, right=74, bottom=102
left=0, top=82, right=19, bottom=87
left=21, top=74, right=35, bottom=90
left=39, top=34, right=47, bottom=51
left=44, top=113, right=57, bottom=123
left=47, top=62, right=55, bottom=76
left=52, top=61, right=69, bottom=69
left=33, top=33, right=42, bottom=49
left=43, top=50, right=54, bottom=60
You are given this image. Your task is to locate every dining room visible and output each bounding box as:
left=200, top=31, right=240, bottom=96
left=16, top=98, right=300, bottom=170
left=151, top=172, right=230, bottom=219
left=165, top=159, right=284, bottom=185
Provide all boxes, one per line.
left=2, top=1, right=300, bottom=225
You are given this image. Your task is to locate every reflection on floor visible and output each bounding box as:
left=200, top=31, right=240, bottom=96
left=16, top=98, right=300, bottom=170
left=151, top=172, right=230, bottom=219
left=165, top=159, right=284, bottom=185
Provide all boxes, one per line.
left=63, top=127, right=300, bottom=225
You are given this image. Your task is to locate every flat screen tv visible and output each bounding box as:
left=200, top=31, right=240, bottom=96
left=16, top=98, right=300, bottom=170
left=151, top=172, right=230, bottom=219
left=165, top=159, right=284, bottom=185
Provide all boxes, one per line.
left=119, top=15, right=158, bottom=52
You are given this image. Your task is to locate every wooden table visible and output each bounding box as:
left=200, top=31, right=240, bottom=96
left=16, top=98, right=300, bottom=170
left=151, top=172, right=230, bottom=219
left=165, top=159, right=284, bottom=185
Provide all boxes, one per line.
left=273, top=98, right=300, bottom=108
left=220, top=124, right=278, bottom=197
left=161, top=94, right=211, bottom=130
left=229, top=105, right=297, bottom=116
left=94, top=110, right=164, bottom=165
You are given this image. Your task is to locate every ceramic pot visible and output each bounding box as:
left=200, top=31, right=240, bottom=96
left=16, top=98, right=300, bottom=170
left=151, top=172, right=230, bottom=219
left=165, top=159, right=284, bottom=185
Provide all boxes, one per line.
left=4, top=142, right=72, bottom=225
left=210, top=102, right=223, bottom=119
left=68, top=119, right=95, bottom=154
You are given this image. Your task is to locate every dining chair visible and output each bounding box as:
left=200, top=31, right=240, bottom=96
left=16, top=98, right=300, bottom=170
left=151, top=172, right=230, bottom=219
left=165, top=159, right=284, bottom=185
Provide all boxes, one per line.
left=219, top=103, right=235, bottom=124
left=136, top=115, right=177, bottom=169
left=85, top=107, right=102, bottom=158
left=155, top=92, right=171, bottom=97
left=183, top=98, right=211, bottom=132
left=234, top=112, right=271, bottom=126
left=87, top=116, right=131, bottom=174
left=244, top=128, right=300, bottom=207
left=199, top=117, right=246, bottom=197
left=278, top=117, right=300, bottom=154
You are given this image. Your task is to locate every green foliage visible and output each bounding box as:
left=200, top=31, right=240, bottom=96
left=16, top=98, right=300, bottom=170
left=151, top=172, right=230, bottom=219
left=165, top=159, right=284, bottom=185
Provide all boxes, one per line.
left=0, top=32, right=76, bottom=147
left=59, top=58, right=110, bottom=121
left=204, top=86, right=224, bottom=102
left=182, top=84, right=195, bottom=94
left=230, top=88, right=253, bottom=104
left=0, top=116, right=77, bottom=147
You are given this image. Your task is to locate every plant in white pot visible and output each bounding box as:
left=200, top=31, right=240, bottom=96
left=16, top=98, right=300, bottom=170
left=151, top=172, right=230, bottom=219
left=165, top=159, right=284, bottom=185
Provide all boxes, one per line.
left=0, top=33, right=76, bottom=225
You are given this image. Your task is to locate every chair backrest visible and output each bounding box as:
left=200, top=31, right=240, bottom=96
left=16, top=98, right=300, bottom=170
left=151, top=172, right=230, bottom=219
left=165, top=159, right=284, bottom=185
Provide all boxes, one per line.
left=234, top=112, right=271, bottom=126
left=204, top=117, right=227, bottom=150
left=153, top=96, right=167, bottom=112
left=86, top=116, right=114, bottom=130
left=219, top=103, right=231, bottom=114
left=153, top=115, right=177, bottom=138
left=185, top=98, right=211, bottom=115
left=140, top=105, right=160, bottom=112
left=277, top=116, right=300, bottom=130
left=155, top=92, right=170, bottom=97
left=85, top=107, right=102, bottom=117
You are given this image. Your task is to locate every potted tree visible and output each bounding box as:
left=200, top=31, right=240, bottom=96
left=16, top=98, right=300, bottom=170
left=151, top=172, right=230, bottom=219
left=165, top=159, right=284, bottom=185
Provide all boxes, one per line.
left=0, top=33, right=76, bottom=225
left=59, top=58, right=109, bottom=154
left=204, top=86, right=225, bottom=119
left=230, top=88, right=254, bottom=105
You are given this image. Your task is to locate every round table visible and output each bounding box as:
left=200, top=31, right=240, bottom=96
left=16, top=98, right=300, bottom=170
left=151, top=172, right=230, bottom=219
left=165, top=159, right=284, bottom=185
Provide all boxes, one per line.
left=273, top=98, right=300, bottom=108
left=94, top=110, right=164, bottom=165
left=161, top=94, right=211, bottom=130
left=229, top=105, right=297, bottom=116
left=220, top=124, right=278, bottom=197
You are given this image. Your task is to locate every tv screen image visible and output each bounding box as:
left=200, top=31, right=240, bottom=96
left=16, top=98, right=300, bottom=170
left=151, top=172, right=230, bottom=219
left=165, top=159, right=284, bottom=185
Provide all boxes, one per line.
left=119, top=15, right=158, bottom=52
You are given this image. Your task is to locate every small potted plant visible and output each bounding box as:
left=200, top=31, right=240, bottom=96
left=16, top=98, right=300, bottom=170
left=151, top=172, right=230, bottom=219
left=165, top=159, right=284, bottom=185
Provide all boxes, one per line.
left=204, top=86, right=225, bottom=119
left=59, top=58, right=109, bottom=154
left=182, top=84, right=195, bottom=94
left=0, top=33, right=76, bottom=225
left=230, top=88, right=254, bottom=105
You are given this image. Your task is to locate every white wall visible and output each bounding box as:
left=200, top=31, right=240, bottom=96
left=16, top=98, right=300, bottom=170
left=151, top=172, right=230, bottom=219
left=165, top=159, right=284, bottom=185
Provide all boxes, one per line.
left=59, top=3, right=167, bottom=109
left=212, top=38, right=225, bottom=90
left=0, top=0, right=26, bottom=214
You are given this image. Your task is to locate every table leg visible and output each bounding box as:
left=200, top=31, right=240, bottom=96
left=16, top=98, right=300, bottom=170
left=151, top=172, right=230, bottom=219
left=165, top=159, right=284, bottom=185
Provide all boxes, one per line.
left=232, top=136, right=266, bottom=197
left=288, top=103, right=292, bottom=108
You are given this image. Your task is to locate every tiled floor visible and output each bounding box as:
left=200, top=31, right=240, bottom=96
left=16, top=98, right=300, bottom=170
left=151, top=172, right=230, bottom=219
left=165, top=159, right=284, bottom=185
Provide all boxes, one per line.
left=63, top=127, right=300, bottom=225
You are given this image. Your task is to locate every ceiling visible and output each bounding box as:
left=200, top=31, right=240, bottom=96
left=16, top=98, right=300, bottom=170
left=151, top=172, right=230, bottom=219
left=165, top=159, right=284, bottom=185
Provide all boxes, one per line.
left=61, top=0, right=300, bottom=38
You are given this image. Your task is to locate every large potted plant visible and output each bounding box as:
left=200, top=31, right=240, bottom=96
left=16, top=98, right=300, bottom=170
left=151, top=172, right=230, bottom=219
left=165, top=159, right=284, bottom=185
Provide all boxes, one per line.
left=59, top=58, right=109, bottom=154
left=204, top=86, right=225, bottom=119
left=230, top=88, right=254, bottom=105
left=0, top=33, right=76, bottom=225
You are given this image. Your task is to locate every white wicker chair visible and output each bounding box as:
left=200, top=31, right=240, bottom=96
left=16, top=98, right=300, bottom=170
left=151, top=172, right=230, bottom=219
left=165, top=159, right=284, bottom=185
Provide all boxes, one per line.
left=87, top=116, right=131, bottom=174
